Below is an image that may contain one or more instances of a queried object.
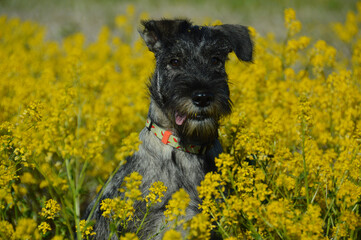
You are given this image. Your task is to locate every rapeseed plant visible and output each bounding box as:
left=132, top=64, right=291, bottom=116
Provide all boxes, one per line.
left=0, top=2, right=361, bottom=239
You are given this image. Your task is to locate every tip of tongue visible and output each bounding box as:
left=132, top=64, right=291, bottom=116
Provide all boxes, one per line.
left=175, top=112, right=187, bottom=126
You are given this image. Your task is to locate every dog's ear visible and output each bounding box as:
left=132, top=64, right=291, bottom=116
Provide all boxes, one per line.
left=213, top=24, right=253, bottom=62
left=139, top=19, right=192, bottom=53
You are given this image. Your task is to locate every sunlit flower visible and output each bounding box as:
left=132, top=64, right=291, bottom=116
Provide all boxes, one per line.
left=284, top=8, right=302, bottom=37
left=164, top=188, right=190, bottom=226
left=0, top=221, right=14, bottom=240
left=145, top=181, right=167, bottom=206
left=184, top=213, right=212, bottom=240
left=38, top=221, right=51, bottom=235
left=40, top=199, right=61, bottom=220
left=2, top=4, right=361, bottom=240
left=77, top=220, right=96, bottom=239
left=120, top=232, right=139, bottom=240
left=13, top=218, right=40, bottom=240
left=162, top=229, right=182, bottom=240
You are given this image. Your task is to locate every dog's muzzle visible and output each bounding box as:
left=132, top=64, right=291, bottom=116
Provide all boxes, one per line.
left=192, top=91, right=214, bottom=108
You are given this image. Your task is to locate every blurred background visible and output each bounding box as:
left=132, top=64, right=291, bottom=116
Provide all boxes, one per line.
left=0, top=0, right=358, bottom=43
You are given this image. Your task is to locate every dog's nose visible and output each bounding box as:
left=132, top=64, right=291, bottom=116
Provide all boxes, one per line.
left=192, top=92, right=214, bottom=107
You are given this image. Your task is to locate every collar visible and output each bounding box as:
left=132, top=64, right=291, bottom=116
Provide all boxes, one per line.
left=145, top=118, right=208, bottom=155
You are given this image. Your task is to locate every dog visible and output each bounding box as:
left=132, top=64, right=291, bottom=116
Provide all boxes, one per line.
left=83, top=19, right=253, bottom=239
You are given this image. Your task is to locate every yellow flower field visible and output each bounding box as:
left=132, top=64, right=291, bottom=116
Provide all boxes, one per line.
left=1, top=3, right=361, bottom=239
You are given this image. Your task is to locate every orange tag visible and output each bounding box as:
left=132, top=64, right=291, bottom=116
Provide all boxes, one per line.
left=162, top=130, right=172, bottom=144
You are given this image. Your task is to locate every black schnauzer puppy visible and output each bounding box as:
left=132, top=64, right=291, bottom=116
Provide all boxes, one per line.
left=84, top=19, right=253, bottom=239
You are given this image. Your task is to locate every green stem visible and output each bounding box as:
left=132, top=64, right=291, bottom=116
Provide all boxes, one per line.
left=65, top=158, right=81, bottom=240
left=301, top=120, right=310, bottom=206
left=209, top=211, right=229, bottom=239
left=86, top=161, right=125, bottom=222
left=72, top=104, right=83, bottom=240
left=78, top=160, right=89, bottom=191
left=136, top=204, right=151, bottom=235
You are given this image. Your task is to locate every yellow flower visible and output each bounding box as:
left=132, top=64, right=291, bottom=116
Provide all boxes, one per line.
left=263, top=199, right=306, bottom=237
left=284, top=8, right=296, bottom=25
left=309, top=40, right=336, bottom=77
left=255, top=183, right=272, bottom=201
left=40, top=199, right=61, bottom=220
left=51, top=236, right=64, bottom=240
left=225, top=237, right=237, bottom=240
left=240, top=196, right=261, bottom=220
left=184, top=213, right=212, bottom=240
left=336, top=180, right=361, bottom=208
left=116, top=15, right=127, bottom=28
left=100, top=197, right=135, bottom=221
left=0, top=164, right=18, bottom=187
left=248, top=26, right=257, bottom=39
left=38, top=222, right=51, bottom=235
left=100, top=198, right=115, bottom=218
left=164, top=188, right=190, bottom=226
left=120, top=232, right=139, bottom=240
left=139, top=12, right=149, bottom=21
left=120, top=171, right=143, bottom=202
left=145, top=181, right=167, bottom=206
left=300, top=204, right=323, bottom=238
left=333, top=11, right=358, bottom=42
left=0, top=220, right=14, bottom=240
left=284, top=8, right=302, bottom=37
left=197, top=172, right=225, bottom=217
left=340, top=210, right=361, bottom=231
left=100, top=172, right=143, bottom=222
left=275, top=173, right=296, bottom=191
left=13, top=218, right=40, bottom=240
left=20, top=172, right=37, bottom=184
left=284, top=36, right=310, bottom=65
left=333, top=223, right=349, bottom=238
left=211, top=19, right=223, bottom=26
left=126, top=4, right=135, bottom=17
left=2, top=5, right=361, bottom=240
left=162, top=229, right=182, bottom=240
left=77, top=220, right=96, bottom=239
left=115, top=132, right=142, bottom=163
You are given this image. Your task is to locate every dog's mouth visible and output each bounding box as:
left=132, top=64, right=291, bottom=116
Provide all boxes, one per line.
left=175, top=111, right=211, bottom=126
left=175, top=112, right=187, bottom=125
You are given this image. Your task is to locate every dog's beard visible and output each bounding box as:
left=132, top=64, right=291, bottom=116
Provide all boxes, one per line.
left=170, top=100, right=230, bottom=144
left=178, top=116, right=219, bottom=144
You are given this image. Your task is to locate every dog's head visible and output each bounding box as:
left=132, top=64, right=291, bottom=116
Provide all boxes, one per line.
left=140, top=19, right=253, bottom=144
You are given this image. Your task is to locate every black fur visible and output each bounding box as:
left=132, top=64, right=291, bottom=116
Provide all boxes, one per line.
left=83, top=19, right=253, bottom=240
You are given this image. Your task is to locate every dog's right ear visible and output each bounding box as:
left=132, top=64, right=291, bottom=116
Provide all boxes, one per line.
left=139, top=19, right=192, bottom=53
left=213, top=24, right=253, bottom=62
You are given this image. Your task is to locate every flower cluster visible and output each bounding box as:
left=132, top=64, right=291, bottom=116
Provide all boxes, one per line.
left=13, top=218, right=40, bottom=240
left=77, top=220, right=96, bottom=239
left=1, top=2, right=361, bottom=240
left=284, top=8, right=302, bottom=37
left=164, top=188, right=191, bottom=226
left=184, top=213, right=213, bottom=240
left=145, top=181, right=168, bottom=206
left=198, top=4, right=361, bottom=239
left=38, top=222, right=52, bottom=235
left=40, top=199, right=61, bottom=220
left=100, top=172, right=143, bottom=223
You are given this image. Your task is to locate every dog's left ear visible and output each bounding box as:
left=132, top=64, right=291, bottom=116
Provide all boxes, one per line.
left=213, top=24, right=253, bottom=62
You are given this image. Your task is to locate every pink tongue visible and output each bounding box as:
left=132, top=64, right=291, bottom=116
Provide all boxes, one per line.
left=175, top=112, right=187, bottom=126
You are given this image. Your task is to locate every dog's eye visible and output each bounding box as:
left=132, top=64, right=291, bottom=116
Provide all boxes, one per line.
left=211, top=57, right=222, bottom=66
left=170, top=59, right=181, bottom=67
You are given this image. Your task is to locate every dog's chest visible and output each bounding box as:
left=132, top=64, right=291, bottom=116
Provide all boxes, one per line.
left=135, top=141, right=206, bottom=196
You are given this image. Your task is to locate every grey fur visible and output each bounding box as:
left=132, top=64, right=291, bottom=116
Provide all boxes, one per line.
left=83, top=19, right=253, bottom=240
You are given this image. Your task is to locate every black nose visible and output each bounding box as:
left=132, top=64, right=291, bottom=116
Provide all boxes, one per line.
left=192, top=92, right=214, bottom=107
